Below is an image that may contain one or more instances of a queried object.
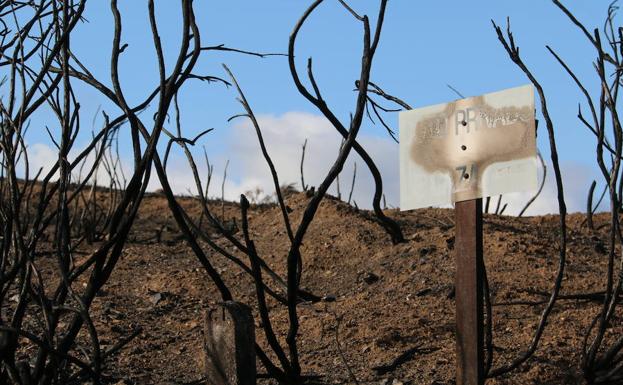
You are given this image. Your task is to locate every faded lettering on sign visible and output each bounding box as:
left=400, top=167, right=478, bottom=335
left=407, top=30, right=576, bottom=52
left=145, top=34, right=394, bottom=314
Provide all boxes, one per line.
left=399, top=84, right=537, bottom=210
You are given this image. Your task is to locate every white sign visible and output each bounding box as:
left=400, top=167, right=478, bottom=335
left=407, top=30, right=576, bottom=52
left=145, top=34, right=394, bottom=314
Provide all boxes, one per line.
left=399, top=84, right=537, bottom=211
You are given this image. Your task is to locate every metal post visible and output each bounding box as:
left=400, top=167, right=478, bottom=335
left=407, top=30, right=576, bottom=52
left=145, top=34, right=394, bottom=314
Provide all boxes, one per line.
left=455, top=198, right=485, bottom=385
left=204, top=301, right=256, bottom=385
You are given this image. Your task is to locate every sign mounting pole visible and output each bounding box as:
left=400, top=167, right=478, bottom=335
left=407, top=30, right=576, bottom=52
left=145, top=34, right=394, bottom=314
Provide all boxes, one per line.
left=399, top=84, right=537, bottom=385
left=454, top=198, right=484, bottom=385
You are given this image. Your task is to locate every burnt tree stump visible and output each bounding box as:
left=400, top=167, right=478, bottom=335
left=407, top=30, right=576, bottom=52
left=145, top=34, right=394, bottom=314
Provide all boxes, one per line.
left=203, top=301, right=256, bottom=385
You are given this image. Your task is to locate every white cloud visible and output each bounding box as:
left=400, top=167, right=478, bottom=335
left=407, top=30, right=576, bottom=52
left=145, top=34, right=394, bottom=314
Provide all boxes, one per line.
left=20, top=111, right=608, bottom=216
left=213, top=111, right=400, bottom=208
left=17, top=140, right=132, bottom=188
left=200, top=111, right=603, bottom=215
left=24, top=142, right=59, bottom=179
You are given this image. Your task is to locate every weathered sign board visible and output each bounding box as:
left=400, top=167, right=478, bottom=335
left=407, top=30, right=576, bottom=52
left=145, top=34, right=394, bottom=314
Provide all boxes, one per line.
left=399, top=84, right=537, bottom=210
left=399, top=84, right=537, bottom=385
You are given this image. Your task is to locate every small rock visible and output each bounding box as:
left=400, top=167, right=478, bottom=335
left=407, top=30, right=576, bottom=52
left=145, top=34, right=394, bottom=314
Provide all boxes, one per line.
left=416, top=288, right=432, bottom=297
left=409, top=234, right=423, bottom=242
left=149, top=292, right=162, bottom=305
left=419, top=246, right=437, bottom=257
left=363, top=272, right=380, bottom=284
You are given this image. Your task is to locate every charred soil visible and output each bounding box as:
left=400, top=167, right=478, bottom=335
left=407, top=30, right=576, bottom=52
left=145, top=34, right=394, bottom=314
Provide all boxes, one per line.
left=56, top=192, right=620, bottom=384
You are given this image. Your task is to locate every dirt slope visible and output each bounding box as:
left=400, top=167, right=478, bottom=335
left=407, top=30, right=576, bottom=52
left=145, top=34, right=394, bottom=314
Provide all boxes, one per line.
left=85, top=192, right=619, bottom=384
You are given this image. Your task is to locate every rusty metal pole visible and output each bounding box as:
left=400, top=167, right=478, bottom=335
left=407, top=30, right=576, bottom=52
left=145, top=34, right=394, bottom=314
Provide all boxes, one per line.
left=455, top=198, right=485, bottom=385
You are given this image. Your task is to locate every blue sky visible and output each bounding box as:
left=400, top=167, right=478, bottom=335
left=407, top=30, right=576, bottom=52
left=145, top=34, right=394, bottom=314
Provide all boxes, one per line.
left=17, top=1, right=615, bottom=214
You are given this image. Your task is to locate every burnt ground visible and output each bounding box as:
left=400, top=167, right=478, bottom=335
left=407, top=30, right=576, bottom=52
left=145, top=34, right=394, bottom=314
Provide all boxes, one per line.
left=66, top=191, right=621, bottom=384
